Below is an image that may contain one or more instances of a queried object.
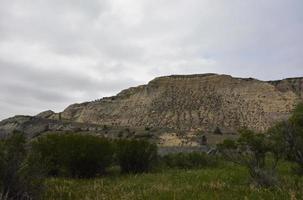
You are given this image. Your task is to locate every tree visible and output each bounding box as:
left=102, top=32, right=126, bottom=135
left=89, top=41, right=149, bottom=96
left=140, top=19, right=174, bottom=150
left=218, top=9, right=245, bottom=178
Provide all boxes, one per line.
left=268, top=103, right=303, bottom=175
left=0, top=132, right=44, bottom=200
left=116, top=140, right=158, bottom=174
left=218, top=129, right=280, bottom=187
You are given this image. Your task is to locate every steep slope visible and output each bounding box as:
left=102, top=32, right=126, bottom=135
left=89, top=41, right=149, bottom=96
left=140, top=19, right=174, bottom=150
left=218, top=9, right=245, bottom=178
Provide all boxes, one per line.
left=268, top=77, right=303, bottom=100
left=46, top=74, right=300, bottom=132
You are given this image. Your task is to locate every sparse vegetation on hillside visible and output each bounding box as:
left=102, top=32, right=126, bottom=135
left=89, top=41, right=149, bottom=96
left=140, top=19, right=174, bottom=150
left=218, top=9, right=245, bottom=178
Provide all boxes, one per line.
left=33, top=74, right=301, bottom=132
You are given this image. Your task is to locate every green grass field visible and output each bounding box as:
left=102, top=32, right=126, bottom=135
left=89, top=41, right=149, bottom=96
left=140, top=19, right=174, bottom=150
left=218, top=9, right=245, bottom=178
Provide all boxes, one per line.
left=43, top=162, right=303, bottom=200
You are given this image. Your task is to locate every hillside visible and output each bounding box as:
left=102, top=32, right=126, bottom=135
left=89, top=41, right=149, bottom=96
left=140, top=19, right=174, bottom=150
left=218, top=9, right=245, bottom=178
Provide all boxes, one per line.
left=0, top=74, right=302, bottom=147
left=45, top=74, right=301, bottom=132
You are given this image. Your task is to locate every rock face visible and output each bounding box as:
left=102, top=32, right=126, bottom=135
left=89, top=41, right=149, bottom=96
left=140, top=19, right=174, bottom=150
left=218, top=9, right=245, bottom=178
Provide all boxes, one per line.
left=0, top=115, right=52, bottom=138
left=0, top=115, right=126, bottom=139
left=44, top=74, right=301, bottom=132
left=0, top=115, right=88, bottom=139
left=268, top=77, right=303, bottom=100
left=36, top=110, right=55, bottom=118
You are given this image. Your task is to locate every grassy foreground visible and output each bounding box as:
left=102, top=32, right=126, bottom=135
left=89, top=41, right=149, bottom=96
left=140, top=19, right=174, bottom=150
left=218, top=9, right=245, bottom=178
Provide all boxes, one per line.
left=43, top=162, right=303, bottom=200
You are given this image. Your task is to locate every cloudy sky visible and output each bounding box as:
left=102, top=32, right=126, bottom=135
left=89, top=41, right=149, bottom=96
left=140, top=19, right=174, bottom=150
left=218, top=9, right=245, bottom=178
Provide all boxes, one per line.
left=0, top=0, right=302, bottom=120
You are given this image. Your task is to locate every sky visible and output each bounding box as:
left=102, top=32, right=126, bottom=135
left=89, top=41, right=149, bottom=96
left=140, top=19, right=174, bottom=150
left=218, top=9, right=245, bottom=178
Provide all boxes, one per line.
left=0, top=0, right=302, bottom=120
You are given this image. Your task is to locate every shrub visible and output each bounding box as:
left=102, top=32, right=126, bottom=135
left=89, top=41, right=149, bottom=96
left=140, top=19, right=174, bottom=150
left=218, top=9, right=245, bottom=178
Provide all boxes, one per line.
left=103, top=125, right=109, bottom=131
left=218, top=129, right=281, bottom=187
left=116, top=140, right=158, bottom=173
left=31, top=133, right=114, bottom=178
left=0, top=132, right=44, bottom=200
left=214, top=127, right=222, bottom=135
left=268, top=103, right=303, bottom=175
left=162, top=152, right=218, bottom=169
left=201, top=135, right=208, bottom=145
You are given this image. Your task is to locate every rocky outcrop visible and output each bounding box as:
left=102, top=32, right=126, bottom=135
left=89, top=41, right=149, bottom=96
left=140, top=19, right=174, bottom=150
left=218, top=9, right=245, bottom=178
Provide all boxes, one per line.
left=0, top=115, right=164, bottom=143
left=268, top=77, right=303, bottom=100
left=36, top=110, right=55, bottom=118
left=0, top=115, right=51, bottom=138
left=44, top=74, right=301, bottom=132
left=0, top=115, right=89, bottom=138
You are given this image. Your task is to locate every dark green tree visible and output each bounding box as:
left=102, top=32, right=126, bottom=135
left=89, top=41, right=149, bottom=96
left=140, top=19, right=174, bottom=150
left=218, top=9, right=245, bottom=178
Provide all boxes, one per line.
left=116, top=140, right=158, bottom=174
left=0, top=132, right=44, bottom=200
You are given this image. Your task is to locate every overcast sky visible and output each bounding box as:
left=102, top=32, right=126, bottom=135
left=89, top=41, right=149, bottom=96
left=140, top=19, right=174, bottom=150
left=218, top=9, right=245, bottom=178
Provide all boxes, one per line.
left=0, top=0, right=302, bottom=120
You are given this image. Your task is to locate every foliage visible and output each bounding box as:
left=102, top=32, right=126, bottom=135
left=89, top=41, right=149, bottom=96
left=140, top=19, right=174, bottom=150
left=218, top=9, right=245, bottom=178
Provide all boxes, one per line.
left=214, top=127, right=222, bottom=135
left=0, top=132, right=44, bottom=200
left=31, top=133, right=114, bottom=178
left=217, top=129, right=281, bottom=187
left=116, top=139, right=158, bottom=173
left=290, top=102, right=303, bottom=127
left=268, top=102, right=303, bottom=175
left=201, top=135, right=207, bottom=145
left=162, top=152, right=218, bottom=169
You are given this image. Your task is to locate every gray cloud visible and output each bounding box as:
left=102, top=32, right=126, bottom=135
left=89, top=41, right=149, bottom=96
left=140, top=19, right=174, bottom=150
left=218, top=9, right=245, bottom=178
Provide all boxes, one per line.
left=0, top=0, right=302, bottom=119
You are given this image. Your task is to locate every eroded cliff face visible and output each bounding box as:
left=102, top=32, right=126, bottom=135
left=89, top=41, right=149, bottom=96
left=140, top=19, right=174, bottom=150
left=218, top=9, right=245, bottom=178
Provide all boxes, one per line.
left=46, top=74, right=301, bottom=132
left=268, top=77, right=303, bottom=100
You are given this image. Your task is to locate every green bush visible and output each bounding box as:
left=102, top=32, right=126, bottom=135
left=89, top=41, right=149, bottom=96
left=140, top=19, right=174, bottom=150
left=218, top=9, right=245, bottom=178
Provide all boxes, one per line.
left=218, top=129, right=281, bottom=187
left=162, top=152, right=218, bottom=169
left=31, top=133, right=114, bottom=178
left=214, top=127, right=222, bottom=135
left=268, top=102, right=303, bottom=175
left=116, top=140, right=158, bottom=173
left=0, top=132, right=44, bottom=200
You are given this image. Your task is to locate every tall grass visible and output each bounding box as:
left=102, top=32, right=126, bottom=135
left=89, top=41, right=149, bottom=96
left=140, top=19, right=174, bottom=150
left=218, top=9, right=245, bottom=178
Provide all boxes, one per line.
left=43, top=161, right=303, bottom=200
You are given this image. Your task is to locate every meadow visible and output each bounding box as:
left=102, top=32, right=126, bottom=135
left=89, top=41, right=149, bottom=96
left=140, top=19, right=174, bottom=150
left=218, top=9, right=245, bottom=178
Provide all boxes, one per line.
left=44, top=162, right=303, bottom=200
